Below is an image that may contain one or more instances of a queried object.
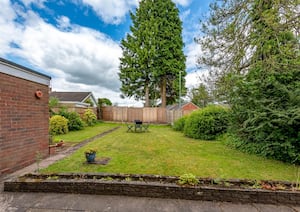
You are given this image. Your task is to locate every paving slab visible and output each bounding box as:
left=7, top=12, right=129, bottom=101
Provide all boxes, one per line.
left=1, top=191, right=299, bottom=212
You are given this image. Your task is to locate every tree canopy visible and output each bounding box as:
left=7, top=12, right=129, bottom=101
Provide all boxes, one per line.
left=197, top=0, right=300, bottom=164
left=196, top=0, right=299, bottom=101
left=119, top=0, right=186, bottom=107
left=189, top=83, right=211, bottom=108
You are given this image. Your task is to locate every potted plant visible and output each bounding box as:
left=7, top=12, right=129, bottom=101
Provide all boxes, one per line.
left=85, top=148, right=97, bottom=163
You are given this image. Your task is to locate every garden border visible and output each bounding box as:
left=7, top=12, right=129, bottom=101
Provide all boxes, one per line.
left=4, top=173, right=300, bottom=205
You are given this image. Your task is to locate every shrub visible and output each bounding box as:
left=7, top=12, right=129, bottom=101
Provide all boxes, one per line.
left=172, top=115, right=188, bottom=131
left=83, top=109, right=97, bottom=126
left=49, top=115, right=69, bottom=135
left=184, top=105, right=229, bottom=140
left=228, top=66, right=300, bottom=164
left=178, top=173, right=198, bottom=186
left=58, top=109, right=84, bottom=131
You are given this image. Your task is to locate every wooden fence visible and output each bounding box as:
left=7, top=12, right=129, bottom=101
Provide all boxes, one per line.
left=101, top=106, right=190, bottom=124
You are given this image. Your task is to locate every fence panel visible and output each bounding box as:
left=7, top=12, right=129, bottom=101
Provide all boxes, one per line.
left=143, top=107, right=157, bottom=123
left=156, top=108, right=167, bottom=123
left=127, top=107, right=143, bottom=122
left=101, top=106, right=185, bottom=123
left=102, top=106, right=113, bottom=121
left=166, top=109, right=183, bottom=124
left=113, top=107, right=127, bottom=122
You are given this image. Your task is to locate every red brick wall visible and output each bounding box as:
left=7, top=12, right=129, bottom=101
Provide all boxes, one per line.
left=0, top=73, right=49, bottom=175
left=182, top=103, right=199, bottom=111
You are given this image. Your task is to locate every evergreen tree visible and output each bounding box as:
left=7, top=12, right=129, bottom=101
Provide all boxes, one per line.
left=189, top=83, right=211, bottom=107
left=197, top=0, right=300, bottom=163
left=119, top=0, right=157, bottom=107
left=196, top=0, right=299, bottom=102
left=119, top=0, right=186, bottom=107
left=152, top=0, right=186, bottom=107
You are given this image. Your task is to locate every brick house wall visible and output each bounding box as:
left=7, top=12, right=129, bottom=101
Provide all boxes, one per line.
left=0, top=58, right=51, bottom=175
left=182, top=102, right=199, bottom=111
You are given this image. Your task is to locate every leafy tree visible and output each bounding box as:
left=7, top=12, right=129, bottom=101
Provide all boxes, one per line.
left=189, top=83, right=211, bottom=107
left=98, top=98, right=112, bottom=107
left=119, top=0, right=186, bottom=107
left=197, top=0, right=300, bottom=163
left=84, top=98, right=94, bottom=107
left=196, top=0, right=299, bottom=102
left=97, top=98, right=112, bottom=120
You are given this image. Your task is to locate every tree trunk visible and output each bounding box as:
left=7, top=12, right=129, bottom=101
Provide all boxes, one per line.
left=160, top=76, right=167, bottom=108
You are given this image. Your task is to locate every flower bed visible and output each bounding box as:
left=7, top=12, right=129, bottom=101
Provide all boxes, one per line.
left=4, top=173, right=300, bottom=205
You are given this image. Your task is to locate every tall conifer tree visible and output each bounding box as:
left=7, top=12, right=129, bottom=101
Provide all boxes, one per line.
left=119, top=0, right=186, bottom=107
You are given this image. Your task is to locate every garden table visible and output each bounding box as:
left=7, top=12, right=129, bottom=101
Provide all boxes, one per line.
left=134, top=120, right=143, bottom=132
left=127, top=120, right=149, bottom=132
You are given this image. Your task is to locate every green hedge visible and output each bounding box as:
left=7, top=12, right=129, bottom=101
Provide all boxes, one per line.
left=184, top=105, right=229, bottom=140
left=172, top=115, right=189, bottom=131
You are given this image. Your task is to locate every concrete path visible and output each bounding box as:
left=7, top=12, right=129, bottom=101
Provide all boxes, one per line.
left=1, top=191, right=299, bottom=212
left=1, top=129, right=299, bottom=212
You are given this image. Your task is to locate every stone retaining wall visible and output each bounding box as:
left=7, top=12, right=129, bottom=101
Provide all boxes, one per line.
left=4, top=173, right=300, bottom=205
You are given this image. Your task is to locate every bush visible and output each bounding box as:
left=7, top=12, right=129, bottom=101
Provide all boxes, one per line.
left=184, top=105, right=229, bottom=140
left=178, top=173, right=198, bottom=186
left=49, top=115, right=69, bottom=135
left=83, top=109, right=97, bottom=126
left=228, top=67, right=300, bottom=164
left=172, top=115, right=188, bottom=131
left=58, top=109, right=84, bottom=131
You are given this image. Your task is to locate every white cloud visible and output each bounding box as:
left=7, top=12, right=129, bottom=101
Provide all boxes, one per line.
left=20, top=0, right=47, bottom=8
left=0, top=0, right=20, bottom=54
left=173, top=0, right=192, bottom=7
left=0, top=2, right=132, bottom=104
left=80, top=0, right=139, bottom=24
left=78, top=0, right=193, bottom=25
left=0, top=0, right=204, bottom=106
left=56, top=16, right=72, bottom=30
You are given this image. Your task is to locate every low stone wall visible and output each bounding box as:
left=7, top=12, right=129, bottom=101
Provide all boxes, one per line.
left=4, top=173, right=300, bottom=205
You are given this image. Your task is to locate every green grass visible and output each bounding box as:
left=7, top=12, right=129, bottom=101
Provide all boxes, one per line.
left=52, top=122, right=119, bottom=144
left=43, top=125, right=300, bottom=181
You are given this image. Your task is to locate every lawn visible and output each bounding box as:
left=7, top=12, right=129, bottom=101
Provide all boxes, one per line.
left=52, top=122, right=119, bottom=144
left=43, top=124, right=299, bottom=181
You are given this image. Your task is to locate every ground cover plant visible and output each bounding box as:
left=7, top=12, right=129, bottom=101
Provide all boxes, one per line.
left=52, top=122, right=118, bottom=144
left=43, top=125, right=299, bottom=181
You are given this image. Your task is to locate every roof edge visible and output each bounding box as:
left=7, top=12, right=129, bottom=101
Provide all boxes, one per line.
left=0, top=57, right=51, bottom=86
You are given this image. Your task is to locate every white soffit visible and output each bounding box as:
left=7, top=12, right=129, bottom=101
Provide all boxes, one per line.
left=0, top=59, right=51, bottom=86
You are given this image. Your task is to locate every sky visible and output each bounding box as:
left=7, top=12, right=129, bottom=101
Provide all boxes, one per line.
left=0, top=0, right=212, bottom=106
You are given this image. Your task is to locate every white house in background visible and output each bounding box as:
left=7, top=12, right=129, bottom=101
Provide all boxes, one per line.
left=50, top=91, right=97, bottom=108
